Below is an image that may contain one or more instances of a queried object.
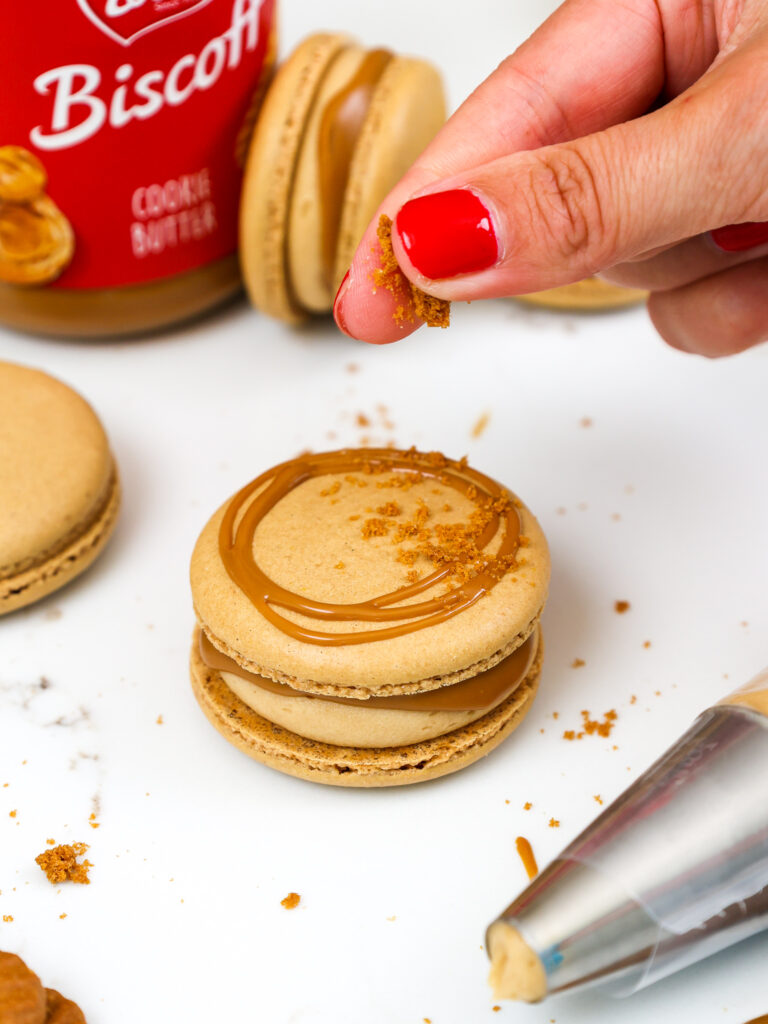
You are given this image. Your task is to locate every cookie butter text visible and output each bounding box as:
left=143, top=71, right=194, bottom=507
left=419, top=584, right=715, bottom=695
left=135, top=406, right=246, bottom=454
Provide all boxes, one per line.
left=130, top=168, right=217, bottom=256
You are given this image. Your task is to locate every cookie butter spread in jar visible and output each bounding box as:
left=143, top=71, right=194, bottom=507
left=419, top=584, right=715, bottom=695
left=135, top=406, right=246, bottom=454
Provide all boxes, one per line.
left=0, top=0, right=276, bottom=337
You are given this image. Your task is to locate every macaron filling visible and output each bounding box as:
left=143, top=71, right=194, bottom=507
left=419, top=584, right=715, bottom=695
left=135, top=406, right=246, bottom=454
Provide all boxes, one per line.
left=198, top=626, right=539, bottom=746
left=314, top=47, right=392, bottom=292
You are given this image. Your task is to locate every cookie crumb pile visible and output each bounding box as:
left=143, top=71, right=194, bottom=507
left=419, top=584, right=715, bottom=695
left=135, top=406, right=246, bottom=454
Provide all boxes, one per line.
left=35, top=843, right=91, bottom=885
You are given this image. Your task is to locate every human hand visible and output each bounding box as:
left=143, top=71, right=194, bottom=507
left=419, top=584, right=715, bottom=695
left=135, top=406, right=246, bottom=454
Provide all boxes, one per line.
left=333, top=0, right=768, bottom=356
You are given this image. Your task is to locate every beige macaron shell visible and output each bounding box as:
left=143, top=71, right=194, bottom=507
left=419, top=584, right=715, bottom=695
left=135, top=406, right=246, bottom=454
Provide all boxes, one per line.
left=190, top=634, right=542, bottom=787
left=1, top=474, right=120, bottom=615
left=333, top=55, right=446, bottom=289
left=191, top=471, right=549, bottom=693
left=223, top=668, right=489, bottom=747
left=0, top=362, right=112, bottom=577
left=239, top=32, right=351, bottom=323
left=218, top=625, right=540, bottom=747
left=287, top=43, right=367, bottom=312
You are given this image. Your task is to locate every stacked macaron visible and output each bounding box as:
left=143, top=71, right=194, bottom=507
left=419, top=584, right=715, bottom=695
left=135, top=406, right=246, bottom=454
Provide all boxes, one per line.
left=190, top=448, right=549, bottom=786
left=239, top=33, right=445, bottom=322
left=0, top=360, right=120, bottom=615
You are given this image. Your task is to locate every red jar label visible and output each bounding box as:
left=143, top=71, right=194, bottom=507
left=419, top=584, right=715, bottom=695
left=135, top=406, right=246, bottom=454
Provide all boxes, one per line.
left=1, top=0, right=276, bottom=289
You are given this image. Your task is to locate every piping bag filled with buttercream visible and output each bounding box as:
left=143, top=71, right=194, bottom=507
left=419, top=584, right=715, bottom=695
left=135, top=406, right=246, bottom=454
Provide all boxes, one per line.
left=486, top=671, right=768, bottom=1001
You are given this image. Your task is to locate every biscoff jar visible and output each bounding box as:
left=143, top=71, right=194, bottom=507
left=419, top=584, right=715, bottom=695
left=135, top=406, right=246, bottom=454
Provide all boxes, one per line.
left=0, top=0, right=276, bottom=338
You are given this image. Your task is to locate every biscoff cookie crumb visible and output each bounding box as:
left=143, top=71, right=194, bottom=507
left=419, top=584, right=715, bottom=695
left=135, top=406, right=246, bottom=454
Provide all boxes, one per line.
left=35, top=843, right=91, bottom=885
left=373, top=215, right=450, bottom=328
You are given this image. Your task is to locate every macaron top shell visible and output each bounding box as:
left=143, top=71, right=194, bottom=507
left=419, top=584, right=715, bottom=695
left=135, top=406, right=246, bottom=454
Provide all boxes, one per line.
left=191, top=450, right=549, bottom=695
left=0, top=361, right=112, bottom=578
left=240, top=32, right=351, bottom=323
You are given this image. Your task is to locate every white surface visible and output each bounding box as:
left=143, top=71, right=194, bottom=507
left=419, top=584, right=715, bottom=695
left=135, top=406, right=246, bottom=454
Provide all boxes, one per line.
left=2, top=2, right=768, bottom=1022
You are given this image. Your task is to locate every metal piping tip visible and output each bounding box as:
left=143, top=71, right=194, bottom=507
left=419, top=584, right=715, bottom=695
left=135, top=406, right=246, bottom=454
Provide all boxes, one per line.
left=487, top=703, right=768, bottom=1001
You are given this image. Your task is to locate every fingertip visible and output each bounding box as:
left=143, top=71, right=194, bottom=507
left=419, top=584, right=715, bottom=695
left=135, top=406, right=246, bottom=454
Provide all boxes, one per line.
left=332, top=269, right=353, bottom=337
left=332, top=254, right=423, bottom=344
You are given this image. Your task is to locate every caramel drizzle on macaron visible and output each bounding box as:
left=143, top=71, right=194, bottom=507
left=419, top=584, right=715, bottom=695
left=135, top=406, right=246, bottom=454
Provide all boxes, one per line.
left=200, top=627, right=537, bottom=712
left=218, top=448, right=522, bottom=646
left=317, top=48, right=392, bottom=289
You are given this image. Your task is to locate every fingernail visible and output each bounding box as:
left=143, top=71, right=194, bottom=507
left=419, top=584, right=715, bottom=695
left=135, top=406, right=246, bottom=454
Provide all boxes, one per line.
left=710, top=221, right=768, bottom=252
left=395, top=189, right=499, bottom=279
left=333, top=269, right=352, bottom=336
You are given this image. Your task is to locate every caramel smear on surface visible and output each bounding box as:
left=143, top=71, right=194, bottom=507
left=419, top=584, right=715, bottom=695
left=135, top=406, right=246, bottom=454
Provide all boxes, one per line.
left=35, top=843, right=91, bottom=885
left=472, top=412, right=491, bottom=439
left=280, top=892, right=301, bottom=910
left=515, top=836, right=538, bottom=879
left=374, top=214, right=450, bottom=328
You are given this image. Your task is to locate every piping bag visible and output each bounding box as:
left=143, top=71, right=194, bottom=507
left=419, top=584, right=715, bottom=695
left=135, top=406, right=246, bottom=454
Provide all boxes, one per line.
left=486, top=671, right=768, bottom=1002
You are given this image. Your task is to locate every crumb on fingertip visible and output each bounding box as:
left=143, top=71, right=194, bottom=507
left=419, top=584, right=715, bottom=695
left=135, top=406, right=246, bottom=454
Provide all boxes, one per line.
left=374, top=215, right=450, bottom=328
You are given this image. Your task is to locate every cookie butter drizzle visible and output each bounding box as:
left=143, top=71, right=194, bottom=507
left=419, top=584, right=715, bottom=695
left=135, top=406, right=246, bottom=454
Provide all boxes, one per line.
left=218, top=448, right=522, bottom=646
left=317, top=48, right=392, bottom=288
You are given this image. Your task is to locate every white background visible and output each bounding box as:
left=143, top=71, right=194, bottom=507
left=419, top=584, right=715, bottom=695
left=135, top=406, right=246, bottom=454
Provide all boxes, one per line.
left=2, top=1, right=768, bottom=1021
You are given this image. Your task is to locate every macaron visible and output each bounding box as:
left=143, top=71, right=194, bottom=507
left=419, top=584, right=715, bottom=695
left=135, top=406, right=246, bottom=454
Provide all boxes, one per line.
left=189, top=448, right=549, bottom=787
left=239, top=33, right=445, bottom=323
left=0, top=360, right=120, bottom=615
left=516, top=277, right=647, bottom=310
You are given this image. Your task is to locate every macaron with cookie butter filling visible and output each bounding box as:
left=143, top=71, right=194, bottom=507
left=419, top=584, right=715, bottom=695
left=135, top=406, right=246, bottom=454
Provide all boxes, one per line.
left=239, top=33, right=445, bottom=323
left=189, top=448, right=549, bottom=786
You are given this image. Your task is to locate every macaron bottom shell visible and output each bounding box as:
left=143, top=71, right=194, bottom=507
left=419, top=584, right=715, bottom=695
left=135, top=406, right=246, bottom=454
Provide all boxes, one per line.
left=0, top=469, right=121, bottom=616
left=189, top=630, right=542, bottom=787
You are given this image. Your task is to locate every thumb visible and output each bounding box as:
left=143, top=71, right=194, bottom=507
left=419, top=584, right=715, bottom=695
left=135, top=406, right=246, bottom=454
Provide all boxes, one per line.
left=391, top=46, right=768, bottom=300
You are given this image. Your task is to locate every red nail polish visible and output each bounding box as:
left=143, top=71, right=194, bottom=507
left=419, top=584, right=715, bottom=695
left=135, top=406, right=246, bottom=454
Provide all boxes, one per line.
left=395, top=189, right=498, bottom=279
left=711, top=221, right=768, bottom=252
left=333, top=269, right=351, bottom=336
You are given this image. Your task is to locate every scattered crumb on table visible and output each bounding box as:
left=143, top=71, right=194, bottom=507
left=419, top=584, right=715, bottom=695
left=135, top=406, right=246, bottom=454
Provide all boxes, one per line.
left=563, top=709, right=617, bottom=741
